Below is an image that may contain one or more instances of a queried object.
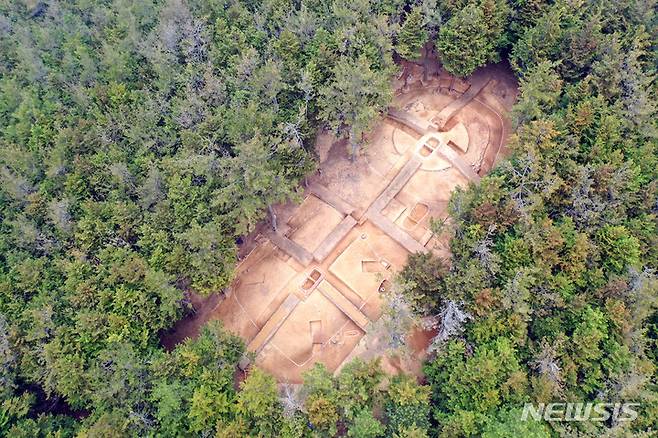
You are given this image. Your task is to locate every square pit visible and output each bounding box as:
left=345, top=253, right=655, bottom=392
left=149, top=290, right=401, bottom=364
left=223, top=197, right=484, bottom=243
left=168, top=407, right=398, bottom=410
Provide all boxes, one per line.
left=329, top=226, right=409, bottom=305
left=287, top=195, right=344, bottom=253
left=212, top=243, right=297, bottom=340
left=255, top=284, right=366, bottom=383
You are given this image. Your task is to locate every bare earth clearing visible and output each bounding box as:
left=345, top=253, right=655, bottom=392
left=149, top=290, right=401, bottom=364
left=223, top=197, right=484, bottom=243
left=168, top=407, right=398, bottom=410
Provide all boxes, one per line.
left=162, top=62, right=518, bottom=383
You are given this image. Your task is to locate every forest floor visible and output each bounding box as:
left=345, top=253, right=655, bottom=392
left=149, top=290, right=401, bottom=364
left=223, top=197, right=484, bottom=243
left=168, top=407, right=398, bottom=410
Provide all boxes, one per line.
left=161, top=61, right=518, bottom=383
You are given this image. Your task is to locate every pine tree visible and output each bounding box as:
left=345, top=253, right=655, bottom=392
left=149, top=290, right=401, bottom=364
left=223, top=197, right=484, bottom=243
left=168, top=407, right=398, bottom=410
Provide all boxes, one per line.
left=437, top=4, right=494, bottom=77
left=396, top=6, right=428, bottom=60
left=511, top=60, right=563, bottom=127
left=318, top=56, right=392, bottom=160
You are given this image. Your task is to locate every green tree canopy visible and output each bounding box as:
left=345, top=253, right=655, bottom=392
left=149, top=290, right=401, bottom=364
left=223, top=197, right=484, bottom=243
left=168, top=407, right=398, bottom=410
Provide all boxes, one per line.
left=319, top=56, right=393, bottom=159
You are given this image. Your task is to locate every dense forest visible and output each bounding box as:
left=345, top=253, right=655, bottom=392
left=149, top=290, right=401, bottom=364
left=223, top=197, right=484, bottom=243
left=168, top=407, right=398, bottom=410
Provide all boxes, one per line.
left=1, top=0, right=656, bottom=436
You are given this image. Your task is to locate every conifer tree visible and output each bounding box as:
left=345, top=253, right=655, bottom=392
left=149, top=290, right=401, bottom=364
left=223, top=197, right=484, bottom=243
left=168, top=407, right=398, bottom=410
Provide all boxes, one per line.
left=396, top=6, right=428, bottom=60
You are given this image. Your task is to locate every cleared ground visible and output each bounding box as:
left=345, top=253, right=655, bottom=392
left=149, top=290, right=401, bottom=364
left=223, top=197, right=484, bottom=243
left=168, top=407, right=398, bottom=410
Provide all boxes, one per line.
left=162, top=63, right=518, bottom=382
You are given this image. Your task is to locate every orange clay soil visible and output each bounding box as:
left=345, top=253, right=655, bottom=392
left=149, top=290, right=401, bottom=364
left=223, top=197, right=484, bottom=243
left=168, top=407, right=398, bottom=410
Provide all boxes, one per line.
left=161, top=62, right=518, bottom=383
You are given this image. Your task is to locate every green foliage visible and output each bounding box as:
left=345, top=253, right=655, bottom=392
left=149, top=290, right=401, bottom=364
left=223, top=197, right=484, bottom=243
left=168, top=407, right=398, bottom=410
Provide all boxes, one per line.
left=393, top=424, right=429, bottom=438
left=384, top=375, right=431, bottom=435
left=413, top=2, right=658, bottom=436
left=0, top=1, right=400, bottom=434
left=306, top=395, right=339, bottom=436
left=396, top=7, right=429, bottom=60
left=481, top=408, right=551, bottom=437
left=319, top=56, right=393, bottom=159
left=347, top=409, right=385, bottom=437
left=298, top=360, right=389, bottom=435
left=437, top=4, right=492, bottom=77
left=338, top=359, right=385, bottom=421
left=511, top=60, right=563, bottom=127
left=399, top=252, right=448, bottom=315
left=595, top=225, right=641, bottom=274
left=437, top=0, right=510, bottom=76
left=0, top=0, right=656, bottom=436
left=510, top=2, right=567, bottom=73
left=425, top=337, right=528, bottom=434
left=236, top=368, right=282, bottom=436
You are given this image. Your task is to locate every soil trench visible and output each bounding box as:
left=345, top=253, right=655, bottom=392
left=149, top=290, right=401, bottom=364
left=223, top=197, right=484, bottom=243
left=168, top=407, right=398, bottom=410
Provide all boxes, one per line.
left=161, top=61, right=518, bottom=382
